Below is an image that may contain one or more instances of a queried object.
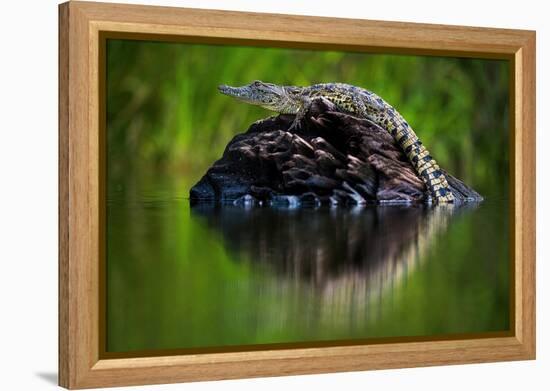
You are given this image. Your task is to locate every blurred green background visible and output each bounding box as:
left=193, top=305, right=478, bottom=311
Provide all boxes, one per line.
left=106, top=39, right=510, bottom=353
left=106, top=39, right=510, bottom=199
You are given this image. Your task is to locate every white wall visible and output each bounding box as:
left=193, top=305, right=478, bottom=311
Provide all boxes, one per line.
left=0, top=0, right=546, bottom=389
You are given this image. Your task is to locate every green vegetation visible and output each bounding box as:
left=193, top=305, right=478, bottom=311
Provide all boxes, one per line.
left=107, top=39, right=509, bottom=199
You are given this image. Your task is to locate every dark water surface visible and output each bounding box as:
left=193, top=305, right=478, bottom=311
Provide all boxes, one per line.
left=106, top=186, right=510, bottom=353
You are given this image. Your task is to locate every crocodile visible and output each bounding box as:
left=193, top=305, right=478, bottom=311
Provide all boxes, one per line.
left=218, top=81, right=455, bottom=203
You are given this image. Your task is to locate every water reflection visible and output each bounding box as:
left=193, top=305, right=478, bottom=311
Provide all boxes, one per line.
left=107, top=196, right=509, bottom=352
left=191, top=204, right=470, bottom=316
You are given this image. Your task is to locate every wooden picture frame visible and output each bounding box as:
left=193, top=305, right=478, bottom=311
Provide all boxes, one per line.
left=58, top=1, right=536, bottom=388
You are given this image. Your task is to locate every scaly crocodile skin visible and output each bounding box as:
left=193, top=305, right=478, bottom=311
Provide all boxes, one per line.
left=219, top=81, right=455, bottom=202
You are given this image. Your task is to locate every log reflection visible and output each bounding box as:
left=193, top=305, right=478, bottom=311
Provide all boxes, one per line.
left=191, top=204, right=472, bottom=316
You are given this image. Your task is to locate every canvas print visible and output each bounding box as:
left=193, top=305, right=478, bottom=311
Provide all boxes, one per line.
left=105, top=39, right=510, bottom=355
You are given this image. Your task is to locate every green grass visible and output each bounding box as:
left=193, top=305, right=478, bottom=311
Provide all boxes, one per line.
left=106, top=39, right=509, bottom=199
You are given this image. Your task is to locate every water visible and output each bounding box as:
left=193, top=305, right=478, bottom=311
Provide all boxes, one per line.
left=106, top=186, right=510, bottom=354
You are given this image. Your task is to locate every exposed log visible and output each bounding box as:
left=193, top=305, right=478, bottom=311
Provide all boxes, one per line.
left=190, top=98, right=482, bottom=205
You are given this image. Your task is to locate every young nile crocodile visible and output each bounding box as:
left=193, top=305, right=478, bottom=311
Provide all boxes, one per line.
left=218, top=81, right=454, bottom=203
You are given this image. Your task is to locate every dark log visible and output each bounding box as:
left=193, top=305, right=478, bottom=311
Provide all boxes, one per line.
left=190, top=98, right=482, bottom=206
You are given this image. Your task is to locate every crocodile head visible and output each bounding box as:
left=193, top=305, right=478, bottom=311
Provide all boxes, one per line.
left=218, top=81, right=292, bottom=112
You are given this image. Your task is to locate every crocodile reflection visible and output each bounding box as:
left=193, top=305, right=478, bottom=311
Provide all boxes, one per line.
left=191, top=204, right=471, bottom=306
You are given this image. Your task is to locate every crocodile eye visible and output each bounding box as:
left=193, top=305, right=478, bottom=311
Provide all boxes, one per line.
left=253, top=81, right=262, bottom=86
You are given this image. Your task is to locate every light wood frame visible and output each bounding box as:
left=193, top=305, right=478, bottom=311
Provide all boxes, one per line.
left=59, top=1, right=536, bottom=388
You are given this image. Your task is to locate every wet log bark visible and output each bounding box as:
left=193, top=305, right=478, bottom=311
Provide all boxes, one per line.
left=190, top=98, right=482, bottom=205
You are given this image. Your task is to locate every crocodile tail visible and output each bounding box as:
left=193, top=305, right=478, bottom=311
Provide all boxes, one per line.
left=394, top=125, right=455, bottom=203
